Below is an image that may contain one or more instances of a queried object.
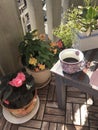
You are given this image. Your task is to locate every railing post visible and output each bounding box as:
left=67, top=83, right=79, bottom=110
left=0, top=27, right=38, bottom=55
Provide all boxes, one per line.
left=62, top=0, right=69, bottom=12
left=46, top=0, right=61, bottom=41
left=61, top=0, right=69, bottom=23
left=26, top=0, right=45, bottom=33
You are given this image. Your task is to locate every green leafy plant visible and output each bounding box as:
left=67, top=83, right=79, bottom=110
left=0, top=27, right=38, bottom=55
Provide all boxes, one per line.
left=18, top=30, right=64, bottom=72
left=65, top=0, right=98, bottom=36
left=53, top=0, right=98, bottom=46
left=53, top=22, right=77, bottom=48
left=0, top=70, right=35, bottom=109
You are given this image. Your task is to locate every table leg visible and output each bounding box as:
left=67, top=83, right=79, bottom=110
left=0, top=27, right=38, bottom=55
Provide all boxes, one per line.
left=55, top=74, right=66, bottom=109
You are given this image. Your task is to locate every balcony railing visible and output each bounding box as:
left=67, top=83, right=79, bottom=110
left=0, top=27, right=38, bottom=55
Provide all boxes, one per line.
left=18, top=0, right=88, bottom=40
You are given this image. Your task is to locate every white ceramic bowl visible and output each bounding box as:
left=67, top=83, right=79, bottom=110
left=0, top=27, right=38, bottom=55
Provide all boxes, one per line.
left=59, top=48, right=85, bottom=74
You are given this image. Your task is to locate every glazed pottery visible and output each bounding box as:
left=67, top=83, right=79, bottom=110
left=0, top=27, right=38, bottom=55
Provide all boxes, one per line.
left=59, top=48, right=85, bottom=74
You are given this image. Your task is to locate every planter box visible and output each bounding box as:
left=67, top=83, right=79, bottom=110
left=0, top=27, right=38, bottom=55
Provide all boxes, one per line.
left=73, top=30, right=98, bottom=51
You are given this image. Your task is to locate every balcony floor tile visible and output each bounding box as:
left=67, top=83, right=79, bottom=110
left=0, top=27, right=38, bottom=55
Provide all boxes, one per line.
left=0, top=75, right=98, bottom=130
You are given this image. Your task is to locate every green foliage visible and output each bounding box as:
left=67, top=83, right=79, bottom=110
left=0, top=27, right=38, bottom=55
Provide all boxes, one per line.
left=53, top=22, right=77, bottom=48
left=53, top=0, right=98, bottom=46
left=65, top=0, right=98, bottom=35
left=18, top=30, right=64, bottom=71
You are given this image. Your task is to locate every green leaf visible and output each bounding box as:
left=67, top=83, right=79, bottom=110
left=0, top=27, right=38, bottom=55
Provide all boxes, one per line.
left=3, top=86, right=13, bottom=100
left=86, top=7, right=96, bottom=20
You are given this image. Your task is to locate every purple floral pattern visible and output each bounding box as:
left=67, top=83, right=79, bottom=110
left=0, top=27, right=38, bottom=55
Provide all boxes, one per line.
left=59, top=48, right=85, bottom=74
left=60, top=59, right=85, bottom=74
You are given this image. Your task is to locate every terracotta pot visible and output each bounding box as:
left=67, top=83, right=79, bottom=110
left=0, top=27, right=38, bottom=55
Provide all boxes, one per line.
left=3, top=90, right=38, bottom=117
left=26, top=68, right=51, bottom=89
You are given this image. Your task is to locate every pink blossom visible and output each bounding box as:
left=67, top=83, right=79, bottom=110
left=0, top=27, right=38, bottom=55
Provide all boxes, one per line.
left=57, top=40, right=63, bottom=48
left=17, top=72, right=26, bottom=81
left=8, top=72, right=26, bottom=87
left=3, top=100, right=9, bottom=105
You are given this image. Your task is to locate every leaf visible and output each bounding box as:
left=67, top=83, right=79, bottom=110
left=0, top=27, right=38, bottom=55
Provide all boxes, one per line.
left=3, top=86, right=13, bottom=100
left=86, top=7, right=96, bottom=20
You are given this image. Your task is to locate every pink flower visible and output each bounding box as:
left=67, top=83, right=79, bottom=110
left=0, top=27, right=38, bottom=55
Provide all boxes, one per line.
left=17, top=72, right=25, bottom=81
left=3, top=100, right=9, bottom=105
left=8, top=72, right=26, bottom=87
left=57, top=40, right=63, bottom=48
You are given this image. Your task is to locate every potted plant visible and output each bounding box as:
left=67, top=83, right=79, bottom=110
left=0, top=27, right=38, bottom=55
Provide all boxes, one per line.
left=54, top=0, right=98, bottom=51
left=53, top=21, right=77, bottom=48
left=18, top=30, right=64, bottom=89
left=0, top=69, right=39, bottom=119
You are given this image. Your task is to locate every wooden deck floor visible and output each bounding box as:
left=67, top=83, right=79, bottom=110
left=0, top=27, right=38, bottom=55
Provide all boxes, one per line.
left=0, top=75, right=98, bottom=130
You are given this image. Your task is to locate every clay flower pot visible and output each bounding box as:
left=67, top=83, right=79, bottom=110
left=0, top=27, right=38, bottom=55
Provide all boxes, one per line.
left=3, top=90, right=38, bottom=117
left=26, top=68, right=51, bottom=89
left=0, top=70, right=39, bottom=119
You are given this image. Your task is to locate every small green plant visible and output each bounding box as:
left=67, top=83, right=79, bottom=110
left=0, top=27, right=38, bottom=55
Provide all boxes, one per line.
left=65, top=0, right=98, bottom=35
left=53, top=0, right=98, bottom=46
left=53, top=22, right=77, bottom=48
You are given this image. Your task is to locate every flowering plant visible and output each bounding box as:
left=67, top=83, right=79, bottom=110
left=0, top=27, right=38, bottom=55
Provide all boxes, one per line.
left=18, top=30, right=64, bottom=72
left=0, top=70, right=35, bottom=108
left=8, top=72, right=26, bottom=87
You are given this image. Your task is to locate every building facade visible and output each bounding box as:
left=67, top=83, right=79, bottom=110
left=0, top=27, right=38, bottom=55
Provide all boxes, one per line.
left=17, top=0, right=45, bottom=34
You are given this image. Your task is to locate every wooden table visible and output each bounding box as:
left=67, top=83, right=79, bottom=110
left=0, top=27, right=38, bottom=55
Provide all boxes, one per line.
left=51, top=48, right=98, bottom=109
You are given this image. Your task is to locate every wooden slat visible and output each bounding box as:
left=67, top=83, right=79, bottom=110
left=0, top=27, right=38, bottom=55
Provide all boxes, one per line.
left=41, top=122, right=49, bottom=130
left=66, top=103, right=73, bottom=124
left=49, top=123, right=57, bottom=130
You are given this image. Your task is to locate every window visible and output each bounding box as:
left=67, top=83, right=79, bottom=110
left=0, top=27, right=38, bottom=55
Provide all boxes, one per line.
left=27, top=24, right=31, bottom=32
left=24, top=0, right=27, bottom=6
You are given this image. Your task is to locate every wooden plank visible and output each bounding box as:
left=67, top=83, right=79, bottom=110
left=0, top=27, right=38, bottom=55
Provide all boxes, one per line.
left=57, top=123, right=65, bottom=130
left=80, top=104, right=88, bottom=126
left=89, top=112, right=98, bottom=120
left=10, top=124, right=18, bottom=130
left=45, top=107, right=65, bottom=116
left=2, top=121, right=12, bottom=130
left=41, top=122, right=49, bottom=130
left=65, top=124, right=89, bottom=130
left=67, top=97, right=86, bottom=104
left=37, top=103, right=45, bottom=120
left=46, top=102, right=58, bottom=108
left=90, top=128, right=98, bottom=130
left=88, top=105, right=98, bottom=113
left=18, top=127, right=37, bottom=130
left=49, top=123, right=57, bottom=130
left=67, top=86, right=82, bottom=92
left=47, top=85, right=55, bottom=101
left=67, top=91, right=86, bottom=98
left=0, top=116, right=6, bottom=130
left=21, top=120, right=41, bottom=129
left=66, top=103, right=73, bottom=124
left=43, top=114, right=65, bottom=123
left=89, top=120, right=98, bottom=128
left=73, top=104, right=81, bottom=125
